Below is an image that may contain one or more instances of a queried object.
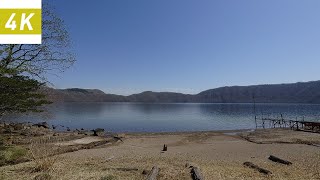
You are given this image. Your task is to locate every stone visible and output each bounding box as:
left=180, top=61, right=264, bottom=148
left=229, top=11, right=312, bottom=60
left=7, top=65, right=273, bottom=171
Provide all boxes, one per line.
left=12, top=123, right=26, bottom=130
left=33, top=122, right=50, bottom=129
left=95, top=128, right=105, bottom=133
left=92, top=128, right=105, bottom=136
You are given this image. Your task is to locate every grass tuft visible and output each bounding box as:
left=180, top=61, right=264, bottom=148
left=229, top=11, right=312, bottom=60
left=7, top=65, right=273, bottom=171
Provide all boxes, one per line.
left=29, top=138, right=60, bottom=173
left=0, top=146, right=27, bottom=166
left=100, top=175, right=118, bottom=180
left=33, top=173, right=52, bottom=180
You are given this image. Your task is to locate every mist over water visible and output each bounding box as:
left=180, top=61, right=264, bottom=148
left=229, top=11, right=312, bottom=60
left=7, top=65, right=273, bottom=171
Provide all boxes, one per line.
left=6, top=103, right=320, bottom=132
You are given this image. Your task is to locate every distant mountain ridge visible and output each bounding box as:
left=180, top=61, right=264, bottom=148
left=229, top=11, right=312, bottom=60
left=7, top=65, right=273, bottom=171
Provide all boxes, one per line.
left=46, top=80, right=320, bottom=104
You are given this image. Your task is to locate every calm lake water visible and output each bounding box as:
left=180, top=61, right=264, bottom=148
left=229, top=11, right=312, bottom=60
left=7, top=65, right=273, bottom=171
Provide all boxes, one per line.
left=6, top=103, right=320, bottom=132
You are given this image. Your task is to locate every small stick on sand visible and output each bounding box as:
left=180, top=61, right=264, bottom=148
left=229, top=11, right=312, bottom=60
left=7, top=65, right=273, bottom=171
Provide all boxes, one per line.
left=146, top=166, right=159, bottom=180
left=243, top=162, right=272, bottom=175
left=268, top=155, right=292, bottom=165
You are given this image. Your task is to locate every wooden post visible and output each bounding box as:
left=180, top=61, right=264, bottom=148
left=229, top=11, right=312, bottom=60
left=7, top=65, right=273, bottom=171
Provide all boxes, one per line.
left=162, top=144, right=167, bottom=151
left=273, top=120, right=275, bottom=128
left=146, top=166, right=159, bottom=180
left=255, top=116, right=257, bottom=129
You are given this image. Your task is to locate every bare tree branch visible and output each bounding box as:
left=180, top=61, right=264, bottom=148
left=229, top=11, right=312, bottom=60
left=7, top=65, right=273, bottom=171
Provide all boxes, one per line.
left=0, top=2, right=75, bottom=80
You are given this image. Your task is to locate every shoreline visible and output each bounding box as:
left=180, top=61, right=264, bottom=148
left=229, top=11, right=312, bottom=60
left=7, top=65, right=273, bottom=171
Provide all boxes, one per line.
left=122, top=128, right=255, bottom=136
left=2, top=120, right=257, bottom=134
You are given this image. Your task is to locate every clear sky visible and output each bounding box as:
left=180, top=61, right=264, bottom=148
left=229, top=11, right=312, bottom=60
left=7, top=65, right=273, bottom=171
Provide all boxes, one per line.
left=48, top=0, right=320, bottom=95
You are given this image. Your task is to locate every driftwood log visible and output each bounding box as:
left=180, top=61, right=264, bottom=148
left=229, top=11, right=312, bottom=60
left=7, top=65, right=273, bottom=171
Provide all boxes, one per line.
left=243, top=162, right=272, bottom=175
left=146, top=166, right=159, bottom=180
left=191, top=166, right=205, bottom=180
left=268, top=155, right=292, bottom=165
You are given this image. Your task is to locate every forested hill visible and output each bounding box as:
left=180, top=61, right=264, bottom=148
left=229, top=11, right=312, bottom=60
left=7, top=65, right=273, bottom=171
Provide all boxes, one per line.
left=197, top=81, right=320, bottom=103
left=46, top=81, right=320, bottom=104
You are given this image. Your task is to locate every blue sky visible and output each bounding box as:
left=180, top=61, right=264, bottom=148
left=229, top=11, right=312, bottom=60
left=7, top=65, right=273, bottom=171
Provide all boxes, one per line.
left=49, top=0, right=320, bottom=95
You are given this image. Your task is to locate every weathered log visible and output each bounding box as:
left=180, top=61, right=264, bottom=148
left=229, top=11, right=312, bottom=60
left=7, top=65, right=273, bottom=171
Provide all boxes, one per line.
left=191, top=166, right=205, bottom=180
left=268, top=155, right=292, bottom=165
left=243, top=162, right=271, bottom=175
left=146, top=166, right=159, bottom=180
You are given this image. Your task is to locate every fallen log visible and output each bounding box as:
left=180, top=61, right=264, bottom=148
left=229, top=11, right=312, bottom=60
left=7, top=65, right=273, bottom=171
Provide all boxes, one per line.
left=191, top=166, right=205, bottom=180
left=268, top=155, right=292, bottom=165
left=243, top=162, right=272, bottom=175
left=146, top=166, right=159, bottom=180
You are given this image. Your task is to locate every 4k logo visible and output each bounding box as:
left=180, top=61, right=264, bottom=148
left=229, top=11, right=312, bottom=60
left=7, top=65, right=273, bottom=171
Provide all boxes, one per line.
left=6, top=13, right=35, bottom=30
left=0, top=0, right=42, bottom=44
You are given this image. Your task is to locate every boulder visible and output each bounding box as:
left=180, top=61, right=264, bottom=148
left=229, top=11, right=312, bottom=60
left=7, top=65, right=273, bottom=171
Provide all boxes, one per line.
left=11, top=123, right=27, bottom=130
left=92, top=128, right=105, bottom=136
left=95, top=128, right=105, bottom=133
left=33, top=122, right=50, bottom=129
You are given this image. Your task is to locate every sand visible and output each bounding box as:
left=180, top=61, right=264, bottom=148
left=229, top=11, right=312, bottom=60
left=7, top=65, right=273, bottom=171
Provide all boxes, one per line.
left=55, top=137, right=106, bottom=146
left=0, top=129, right=319, bottom=180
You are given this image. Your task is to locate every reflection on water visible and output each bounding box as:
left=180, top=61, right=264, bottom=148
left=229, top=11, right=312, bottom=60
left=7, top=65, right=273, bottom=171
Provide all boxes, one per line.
left=5, top=103, right=320, bottom=132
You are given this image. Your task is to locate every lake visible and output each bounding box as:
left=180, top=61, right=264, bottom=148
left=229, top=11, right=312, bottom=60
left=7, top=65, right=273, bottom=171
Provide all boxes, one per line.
left=5, top=103, right=320, bottom=132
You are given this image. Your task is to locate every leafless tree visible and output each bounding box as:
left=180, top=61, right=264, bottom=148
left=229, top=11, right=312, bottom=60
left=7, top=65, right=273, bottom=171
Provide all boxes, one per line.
left=0, top=3, right=75, bottom=81
left=0, top=2, right=75, bottom=118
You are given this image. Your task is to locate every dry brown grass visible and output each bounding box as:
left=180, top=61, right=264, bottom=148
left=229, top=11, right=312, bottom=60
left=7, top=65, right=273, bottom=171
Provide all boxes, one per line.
left=307, top=152, right=320, bottom=179
left=28, top=138, right=61, bottom=174
left=0, top=145, right=28, bottom=166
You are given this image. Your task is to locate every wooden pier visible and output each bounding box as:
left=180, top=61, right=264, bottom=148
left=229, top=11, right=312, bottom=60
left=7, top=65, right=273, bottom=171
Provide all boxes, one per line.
left=255, top=116, right=320, bottom=133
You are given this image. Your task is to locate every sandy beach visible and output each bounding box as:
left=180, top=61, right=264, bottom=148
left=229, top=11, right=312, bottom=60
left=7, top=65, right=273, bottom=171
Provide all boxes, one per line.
left=0, top=128, right=319, bottom=180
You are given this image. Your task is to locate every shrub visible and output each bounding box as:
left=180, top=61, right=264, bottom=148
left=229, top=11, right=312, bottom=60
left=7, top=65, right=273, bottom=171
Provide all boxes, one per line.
left=0, top=146, right=27, bottom=166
